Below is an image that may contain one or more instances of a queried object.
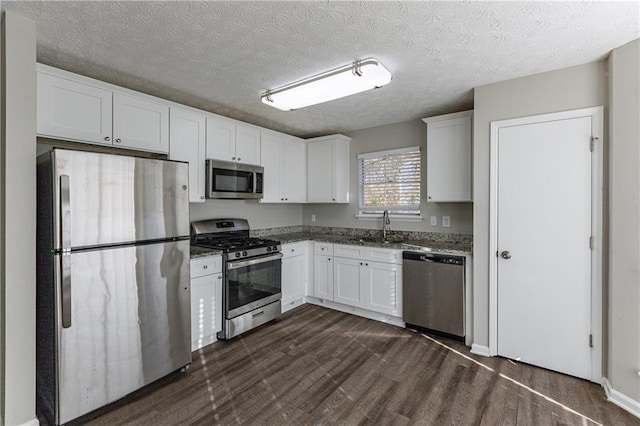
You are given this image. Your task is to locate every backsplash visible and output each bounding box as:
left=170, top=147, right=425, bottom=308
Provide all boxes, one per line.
left=251, top=225, right=472, bottom=245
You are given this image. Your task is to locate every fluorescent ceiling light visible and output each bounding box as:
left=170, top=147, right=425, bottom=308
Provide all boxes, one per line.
left=261, top=58, right=392, bottom=111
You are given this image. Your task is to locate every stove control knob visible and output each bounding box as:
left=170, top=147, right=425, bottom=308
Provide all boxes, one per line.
left=267, top=247, right=272, bottom=252
left=235, top=253, right=241, bottom=258
left=273, top=245, right=278, bottom=252
left=242, top=251, right=248, bottom=256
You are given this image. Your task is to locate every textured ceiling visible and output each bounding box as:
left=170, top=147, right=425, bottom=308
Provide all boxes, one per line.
left=2, top=1, right=639, bottom=137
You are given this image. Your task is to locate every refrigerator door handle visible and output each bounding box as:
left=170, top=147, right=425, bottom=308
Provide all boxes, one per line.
left=61, top=254, right=72, bottom=328
left=60, top=175, right=72, bottom=328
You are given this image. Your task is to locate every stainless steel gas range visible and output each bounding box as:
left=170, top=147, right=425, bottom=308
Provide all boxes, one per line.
left=191, top=219, right=282, bottom=340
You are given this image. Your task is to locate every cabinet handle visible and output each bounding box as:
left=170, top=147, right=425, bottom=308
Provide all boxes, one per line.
left=428, top=196, right=432, bottom=199
left=365, top=263, right=369, bottom=266
left=285, top=198, right=288, bottom=201
left=281, top=198, right=284, bottom=201
left=218, top=274, right=222, bottom=279
left=203, top=265, right=208, bottom=269
left=200, top=196, right=205, bottom=200
left=332, top=198, right=336, bottom=201
left=104, top=136, right=111, bottom=142
left=115, top=138, right=122, bottom=143
left=238, top=157, right=241, bottom=161
left=291, top=249, right=294, bottom=252
left=360, top=262, right=363, bottom=265
left=232, top=157, right=236, bottom=160
left=328, top=258, right=331, bottom=261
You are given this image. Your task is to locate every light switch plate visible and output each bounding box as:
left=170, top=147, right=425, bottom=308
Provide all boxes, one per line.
left=442, top=216, right=451, bottom=227
left=430, top=216, right=437, bottom=226
left=311, top=214, right=316, bottom=223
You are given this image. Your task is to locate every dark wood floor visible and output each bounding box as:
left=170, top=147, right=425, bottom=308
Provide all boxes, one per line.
left=77, top=304, right=638, bottom=425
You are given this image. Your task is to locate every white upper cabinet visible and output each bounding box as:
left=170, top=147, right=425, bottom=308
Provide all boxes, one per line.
left=423, top=110, right=473, bottom=202
left=235, top=124, right=261, bottom=165
left=113, top=93, right=169, bottom=153
left=306, top=134, right=350, bottom=203
left=37, top=71, right=113, bottom=145
left=260, top=132, right=306, bottom=203
left=169, top=107, right=207, bottom=202
left=37, top=65, right=169, bottom=154
left=206, top=117, right=261, bottom=165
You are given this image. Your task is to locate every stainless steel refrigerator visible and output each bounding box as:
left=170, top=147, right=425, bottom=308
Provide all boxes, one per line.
left=36, top=149, right=192, bottom=425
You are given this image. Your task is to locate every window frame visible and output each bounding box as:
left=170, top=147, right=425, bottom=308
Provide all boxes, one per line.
left=356, top=146, right=422, bottom=221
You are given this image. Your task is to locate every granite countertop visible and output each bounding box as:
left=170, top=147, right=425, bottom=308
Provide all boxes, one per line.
left=190, top=245, right=223, bottom=259
left=269, top=232, right=472, bottom=255
left=190, top=230, right=472, bottom=259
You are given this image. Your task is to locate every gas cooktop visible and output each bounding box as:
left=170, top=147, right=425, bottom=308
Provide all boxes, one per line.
left=191, top=218, right=281, bottom=259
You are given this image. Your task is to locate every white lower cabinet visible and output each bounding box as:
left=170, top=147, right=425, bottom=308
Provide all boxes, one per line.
left=281, top=242, right=309, bottom=312
left=313, top=242, right=334, bottom=300
left=333, top=256, right=402, bottom=317
left=190, top=255, right=222, bottom=351
left=361, top=261, right=402, bottom=317
left=333, top=257, right=363, bottom=307
left=310, top=243, right=402, bottom=319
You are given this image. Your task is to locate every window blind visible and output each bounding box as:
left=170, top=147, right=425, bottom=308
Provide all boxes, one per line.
left=358, top=147, right=421, bottom=215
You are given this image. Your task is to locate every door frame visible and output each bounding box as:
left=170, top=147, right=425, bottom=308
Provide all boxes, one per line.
left=488, top=107, right=603, bottom=382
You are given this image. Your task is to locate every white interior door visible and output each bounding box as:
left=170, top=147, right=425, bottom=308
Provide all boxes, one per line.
left=496, top=116, right=593, bottom=380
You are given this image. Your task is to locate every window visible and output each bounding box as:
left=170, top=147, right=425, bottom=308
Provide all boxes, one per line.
left=358, top=146, right=421, bottom=217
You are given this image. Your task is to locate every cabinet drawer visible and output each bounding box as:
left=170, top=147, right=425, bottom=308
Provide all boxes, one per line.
left=334, top=244, right=365, bottom=260
left=365, top=247, right=402, bottom=264
left=190, top=255, right=222, bottom=278
left=282, top=241, right=307, bottom=259
left=314, top=242, right=333, bottom=255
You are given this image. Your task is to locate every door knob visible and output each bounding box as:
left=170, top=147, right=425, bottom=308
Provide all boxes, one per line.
left=501, top=251, right=511, bottom=260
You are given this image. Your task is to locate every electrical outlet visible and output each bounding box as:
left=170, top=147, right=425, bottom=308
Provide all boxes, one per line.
left=311, top=214, right=316, bottom=223
left=430, top=216, right=437, bottom=226
left=442, top=216, right=451, bottom=228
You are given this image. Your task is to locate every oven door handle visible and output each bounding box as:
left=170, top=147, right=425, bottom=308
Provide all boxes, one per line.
left=227, top=252, right=283, bottom=270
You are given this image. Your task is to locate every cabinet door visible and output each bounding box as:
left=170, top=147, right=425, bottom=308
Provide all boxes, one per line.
left=313, top=255, right=334, bottom=300
left=307, top=141, right=334, bottom=202
left=282, top=138, right=305, bottom=202
left=362, top=261, right=402, bottom=317
left=282, top=255, right=306, bottom=312
left=426, top=115, right=472, bottom=202
left=113, top=93, right=169, bottom=153
left=235, top=124, right=261, bottom=165
left=260, top=132, right=283, bottom=203
left=333, top=257, right=363, bottom=307
left=169, top=107, right=206, bottom=202
left=191, top=272, right=222, bottom=351
left=206, top=116, right=236, bottom=162
left=37, top=72, right=113, bottom=145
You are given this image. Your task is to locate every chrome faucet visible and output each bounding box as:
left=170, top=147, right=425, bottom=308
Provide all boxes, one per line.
left=382, top=210, right=391, bottom=240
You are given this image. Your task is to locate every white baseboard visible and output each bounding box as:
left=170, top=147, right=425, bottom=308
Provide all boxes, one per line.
left=20, top=418, right=40, bottom=426
left=305, top=297, right=405, bottom=328
left=470, top=343, right=491, bottom=357
left=602, top=378, right=640, bottom=418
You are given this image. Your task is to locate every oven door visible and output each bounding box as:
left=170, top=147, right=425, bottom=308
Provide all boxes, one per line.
left=225, top=253, right=282, bottom=318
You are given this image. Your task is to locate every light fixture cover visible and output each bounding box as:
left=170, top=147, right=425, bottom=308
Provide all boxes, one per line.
left=261, top=58, right=392, bottom=111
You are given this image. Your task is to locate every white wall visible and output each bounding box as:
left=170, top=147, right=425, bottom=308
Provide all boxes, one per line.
left=472, top=61, right=607, bottom=347
left=0, top=11, right=37, bottom=426
left=190, top=200, right=302, bottom=229
left=608, top=39, right=640, bottom=407
left=301, top=120, right=473, bottom=234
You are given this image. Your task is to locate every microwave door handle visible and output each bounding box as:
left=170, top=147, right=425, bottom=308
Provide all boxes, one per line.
left=60, top=175, right=72, bottom=328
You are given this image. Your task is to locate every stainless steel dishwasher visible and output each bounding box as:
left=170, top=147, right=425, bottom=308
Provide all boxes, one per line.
left=402, top=251, right=465, bottom=340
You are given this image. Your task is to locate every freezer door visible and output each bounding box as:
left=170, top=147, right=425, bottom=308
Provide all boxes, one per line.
left=50, top=149, right=189, bottom=250
left=56, top=239, right=191, bottom=424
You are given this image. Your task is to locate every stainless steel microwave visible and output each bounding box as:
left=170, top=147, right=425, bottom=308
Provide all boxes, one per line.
left=205, top=159, right=264, bottom=199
